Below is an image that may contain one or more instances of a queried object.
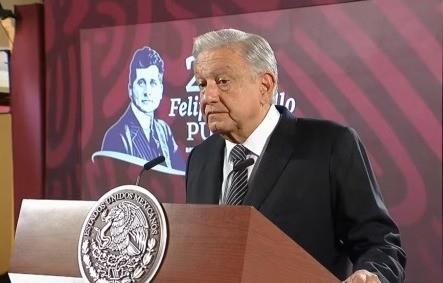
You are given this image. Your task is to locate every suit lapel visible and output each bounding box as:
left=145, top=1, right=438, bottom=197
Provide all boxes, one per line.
left=124, top=107, right=142, bottom=145
left=198, top=135, right=225, bottom=204
left=126, top=107, right=151, bottom=160
left=243, top=107, right=297, bottom=209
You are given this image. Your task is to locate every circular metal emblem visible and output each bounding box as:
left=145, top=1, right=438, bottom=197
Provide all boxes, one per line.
left=78, top=185, right=167, bottom=283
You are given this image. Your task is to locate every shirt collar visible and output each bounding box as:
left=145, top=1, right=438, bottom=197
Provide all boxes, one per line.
left=225, top=105, right=280, bottom=159
left=131, top=103, right=153, bottom=130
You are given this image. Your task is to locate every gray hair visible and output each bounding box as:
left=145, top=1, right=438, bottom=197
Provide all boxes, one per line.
left=192, top=29, right=278, bottom=100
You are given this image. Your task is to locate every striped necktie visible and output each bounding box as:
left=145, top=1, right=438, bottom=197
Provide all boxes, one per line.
left=225, top=144, right=249, bottom=205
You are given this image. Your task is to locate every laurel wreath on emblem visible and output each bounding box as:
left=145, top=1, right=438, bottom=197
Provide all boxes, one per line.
left=81, top=201, right=158, bottom=283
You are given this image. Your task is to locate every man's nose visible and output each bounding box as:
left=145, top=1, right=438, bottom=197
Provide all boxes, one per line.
left=202, top=81, right=219, bottom=103
left=143, top=85, right=151, bottom=97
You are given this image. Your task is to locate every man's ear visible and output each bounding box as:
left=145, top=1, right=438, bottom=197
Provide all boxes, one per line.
left=260, top=73, right=276, bottom=103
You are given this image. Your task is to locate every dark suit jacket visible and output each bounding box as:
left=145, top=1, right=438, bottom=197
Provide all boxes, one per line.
left=186, top=106, right=406, bottom=282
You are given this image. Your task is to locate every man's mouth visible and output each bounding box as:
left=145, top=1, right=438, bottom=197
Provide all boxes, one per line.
left=205, top=105, right=221, bottom=116
left=206, top=111, right=227, bottom=121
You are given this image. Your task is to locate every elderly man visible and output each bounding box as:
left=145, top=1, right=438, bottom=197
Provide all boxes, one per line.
left=102, top=46, right=185, bottom=171
left=186, top=29, right=406, bottom=282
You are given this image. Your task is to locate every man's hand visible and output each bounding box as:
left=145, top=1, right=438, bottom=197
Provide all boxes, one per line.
left=343, top=270, right=381, bottom=283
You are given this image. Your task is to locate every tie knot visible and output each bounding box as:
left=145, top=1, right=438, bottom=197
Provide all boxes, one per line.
left=230, top=144, right=248, bottom=164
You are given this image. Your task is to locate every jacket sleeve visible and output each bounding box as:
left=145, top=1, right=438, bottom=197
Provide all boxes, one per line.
left=330, top=127, right=406, bottom=283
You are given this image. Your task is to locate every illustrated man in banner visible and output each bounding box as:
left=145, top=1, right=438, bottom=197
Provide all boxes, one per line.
left=101, top=46, right=185, bottom=172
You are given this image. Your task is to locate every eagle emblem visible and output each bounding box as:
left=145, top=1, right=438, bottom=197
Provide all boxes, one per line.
left=78, top=185, right=167, bottom=283
left=96, top=201, right=148, bottom=256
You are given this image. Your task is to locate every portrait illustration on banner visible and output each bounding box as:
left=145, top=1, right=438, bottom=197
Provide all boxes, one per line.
left=92, top=46, right=186, bottom=175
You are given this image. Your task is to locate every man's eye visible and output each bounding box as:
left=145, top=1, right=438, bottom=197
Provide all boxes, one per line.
left=137, top=79, right=146, bottom=86
left=217, top=79, right=230, bottom=90
left=150, top=79, right=158, bottom=86
left=198, top=81, right=207, bottom=90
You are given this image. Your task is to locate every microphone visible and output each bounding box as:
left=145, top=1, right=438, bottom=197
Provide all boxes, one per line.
left=222, top=158, right=255, bottom=204
left=135, top=155, right=165, bottom=186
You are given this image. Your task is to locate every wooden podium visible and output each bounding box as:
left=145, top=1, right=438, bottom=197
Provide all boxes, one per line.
left=10, top=199, right=338, bottom=282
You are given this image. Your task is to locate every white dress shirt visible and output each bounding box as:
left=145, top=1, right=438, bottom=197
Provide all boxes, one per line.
left=220, top=105, right=280, bottom=203
left=131, top=103, right=154, bottom=141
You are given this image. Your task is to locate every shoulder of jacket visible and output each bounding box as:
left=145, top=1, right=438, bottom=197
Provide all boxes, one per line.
left=191, top=134, right=224, bottom=153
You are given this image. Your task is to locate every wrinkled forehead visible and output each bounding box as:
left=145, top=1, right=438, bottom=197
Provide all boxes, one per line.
left=135, top=65, right=161, bottom=79
left=194, top=46, right=249, bottom=77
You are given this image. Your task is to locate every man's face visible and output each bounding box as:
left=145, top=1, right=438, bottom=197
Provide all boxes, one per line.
left=194, top=46, right=273, bottom=143
left=130, top=65, right=163, bottom=113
